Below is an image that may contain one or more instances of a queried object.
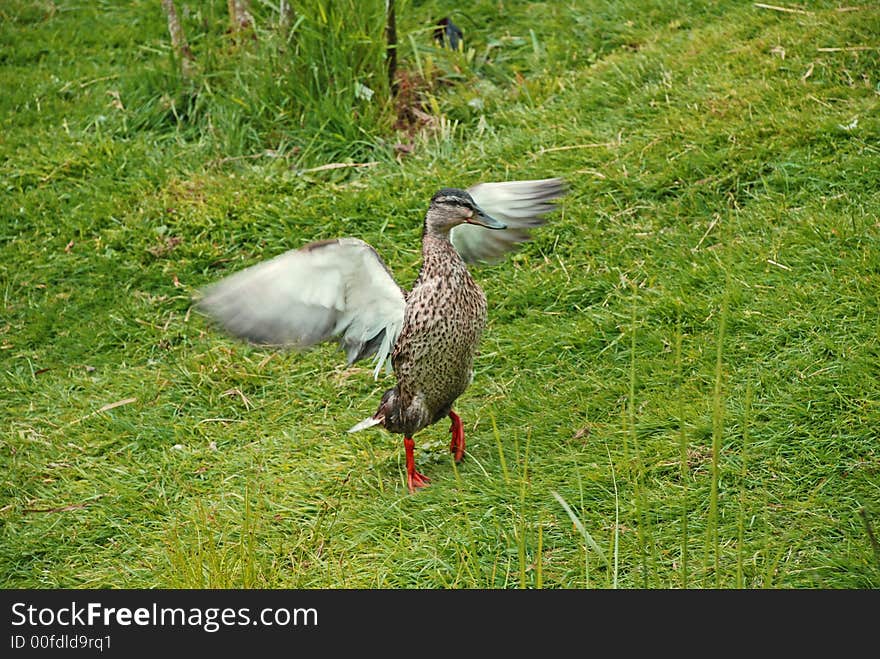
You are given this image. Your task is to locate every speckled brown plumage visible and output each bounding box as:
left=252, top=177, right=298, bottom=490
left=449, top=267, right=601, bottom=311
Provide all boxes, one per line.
left=378, top=232, right=487, bottom=437
left=366, top=187, right=505, bottom=492
left=197, top=178, right=566, bottom=494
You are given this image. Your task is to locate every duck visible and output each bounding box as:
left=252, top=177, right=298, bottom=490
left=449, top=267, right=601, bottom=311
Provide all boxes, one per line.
left=196, top=177, right=566, bottom=492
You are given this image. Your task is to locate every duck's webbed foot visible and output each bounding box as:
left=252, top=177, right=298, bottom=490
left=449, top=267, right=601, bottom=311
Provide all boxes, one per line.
left=404, top=437, right=431, bottom=493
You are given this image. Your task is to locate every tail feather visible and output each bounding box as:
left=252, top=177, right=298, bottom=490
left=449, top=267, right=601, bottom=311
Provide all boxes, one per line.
left=348, top=414, right=384, bottom=433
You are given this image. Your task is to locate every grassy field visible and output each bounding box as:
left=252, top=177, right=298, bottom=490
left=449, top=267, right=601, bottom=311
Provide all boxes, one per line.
left=2, top=0, right=878, bottom=589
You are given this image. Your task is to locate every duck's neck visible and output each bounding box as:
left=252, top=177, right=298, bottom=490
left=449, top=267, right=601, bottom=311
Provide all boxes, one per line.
left=418, top=232, right=467, bottom=281
left=421, top=218, right=452, bottom=242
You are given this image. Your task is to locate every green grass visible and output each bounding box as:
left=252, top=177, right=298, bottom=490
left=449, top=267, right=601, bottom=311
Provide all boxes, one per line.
left=2, top=0, right=879, bottom=588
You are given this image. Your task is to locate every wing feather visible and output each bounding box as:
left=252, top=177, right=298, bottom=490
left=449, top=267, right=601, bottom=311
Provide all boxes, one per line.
left=450, top=178, right=567, bottom=263
left=196, top=237, right=405, bottom=378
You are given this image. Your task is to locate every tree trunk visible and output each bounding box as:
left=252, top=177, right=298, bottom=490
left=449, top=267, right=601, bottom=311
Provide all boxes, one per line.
left=161, top=0, right=195, bottom=79
left=386, top=0, right=397, bottom=93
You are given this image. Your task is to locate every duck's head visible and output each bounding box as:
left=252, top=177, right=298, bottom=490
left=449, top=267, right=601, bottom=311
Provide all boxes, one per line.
left=424, top=187, right=506, bottom=237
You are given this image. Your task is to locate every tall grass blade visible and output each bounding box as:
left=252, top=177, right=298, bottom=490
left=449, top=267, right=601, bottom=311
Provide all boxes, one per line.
left=736, top=384, right=754, bottom=588
left=576, top=470, right=590, bottom=587
left=628, top=287, right=657, bottom=586
left=608, top=447, right=620, bottom=590
left=859, top=509, right=880, bottom=567
left=705, top=278, right=729, bottom=588
left=493, top=415, right=510, bottom=486
left=551, top=490, right=609, bottom=569
left=517, top=428, right=532, bottom=588
left=676, top=317, right=689, bottom=588
left=536, top=523, right=543, bottom=589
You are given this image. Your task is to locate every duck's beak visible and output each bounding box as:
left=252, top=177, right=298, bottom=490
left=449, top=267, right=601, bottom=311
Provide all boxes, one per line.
left=467, top=207, right=507, bottom=230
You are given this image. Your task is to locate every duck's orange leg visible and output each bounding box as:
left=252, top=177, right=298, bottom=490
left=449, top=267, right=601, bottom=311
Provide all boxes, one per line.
left=449, top=410, right=465, bottom=463
left=404, top=437, right=431, bottom=493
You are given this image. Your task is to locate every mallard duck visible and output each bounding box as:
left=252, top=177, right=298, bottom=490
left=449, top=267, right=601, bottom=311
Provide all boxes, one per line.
left=197, top=178, right=566, bottom=492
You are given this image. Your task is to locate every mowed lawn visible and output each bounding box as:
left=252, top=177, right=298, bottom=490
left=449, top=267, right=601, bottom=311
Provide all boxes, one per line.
left=1, top=1, right=878, bottom=588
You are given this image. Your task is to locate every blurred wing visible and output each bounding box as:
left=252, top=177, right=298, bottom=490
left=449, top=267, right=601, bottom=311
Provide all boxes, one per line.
left=450, top=177, right=567, bottom=264
left=196, top=237, right=405, bottom=379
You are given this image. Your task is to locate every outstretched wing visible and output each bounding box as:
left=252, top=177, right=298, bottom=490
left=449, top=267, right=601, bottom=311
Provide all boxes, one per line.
left=196, top=237, right=405, bottom=379
left=450, top=177, right=567, bottom=263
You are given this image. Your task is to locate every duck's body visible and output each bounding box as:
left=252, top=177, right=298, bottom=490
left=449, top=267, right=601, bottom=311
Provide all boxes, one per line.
left=384, top=231, right=486, bottom=436
left=198, top=179, right=565, bottom=492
